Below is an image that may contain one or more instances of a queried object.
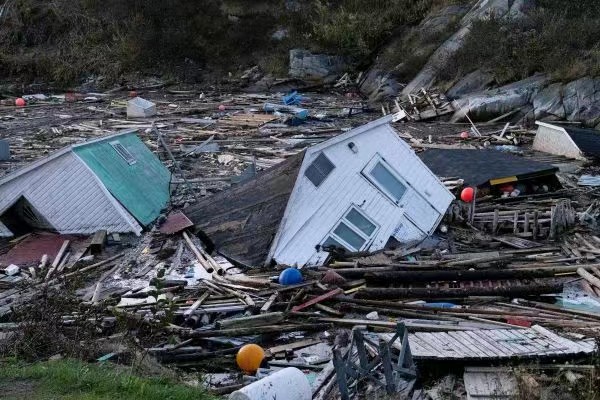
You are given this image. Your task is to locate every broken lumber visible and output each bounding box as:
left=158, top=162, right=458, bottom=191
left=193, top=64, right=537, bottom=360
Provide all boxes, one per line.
left=291, top=288, right=343, bottom=312
left=216, top=312, right=284, bottom=330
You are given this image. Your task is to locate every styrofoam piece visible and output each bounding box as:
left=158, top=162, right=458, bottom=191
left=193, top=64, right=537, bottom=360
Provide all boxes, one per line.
left=127, top=97, right=157, bottom=118
left=229, top=367, right=311, bottom=400
left=5, top=264, right=19, bottom=276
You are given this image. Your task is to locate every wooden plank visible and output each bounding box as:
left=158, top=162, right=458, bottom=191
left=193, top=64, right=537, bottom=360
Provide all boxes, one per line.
left=90, top=230, right=107, bottom=254
left=267, top=338, right=322, bottom=355
left=260, top=292, right=278, bottom=313
left=45, top=240, right=70, bottom=281
left=292, top=288, right=343, bottom=312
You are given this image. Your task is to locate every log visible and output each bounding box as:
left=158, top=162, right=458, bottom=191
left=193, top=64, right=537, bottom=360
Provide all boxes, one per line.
left=577, top=268, right=600, bottom=290
left=364, top=266, right=586, bottom=283
left=356, top=282, right=564, bottom=299
left=174, top=323, right=333, bottom=338
left=216, top=312, right=284, bottom=330
left=182, top=231, right=213, bottom=273
left=183, top=292, right=210, bottom=317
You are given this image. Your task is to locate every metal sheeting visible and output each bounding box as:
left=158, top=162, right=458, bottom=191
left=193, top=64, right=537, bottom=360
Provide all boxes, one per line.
left=74, top=133, right=171, bottom=226
left=0, top=152, right=140, bottom=234
left=383, top=325, right=596, bottom=360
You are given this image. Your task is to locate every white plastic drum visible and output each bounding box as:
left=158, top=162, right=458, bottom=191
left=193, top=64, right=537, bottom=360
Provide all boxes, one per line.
left=229, top=367, right=311, bottom=400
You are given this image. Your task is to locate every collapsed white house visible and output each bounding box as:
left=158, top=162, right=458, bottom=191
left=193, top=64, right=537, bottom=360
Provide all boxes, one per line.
left=185, top=115, right=454, bottom=267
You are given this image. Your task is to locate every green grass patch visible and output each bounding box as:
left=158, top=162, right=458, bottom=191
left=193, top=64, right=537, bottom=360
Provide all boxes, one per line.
left=0, top=358, right=218, bottom=400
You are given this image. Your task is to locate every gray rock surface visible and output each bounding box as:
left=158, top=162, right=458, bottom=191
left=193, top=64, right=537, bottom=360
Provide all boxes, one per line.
left=451, top=74, right=549, bottom=121
left=447, top=70, right=495, bottom=99
left=532, top=83, right=565, bottom=119
left=358, top=69, right=402, bottom=103
left=288, top=49, right=348, bottom=81
left=402, top=0, right=535, bottom=96
left=450, top=75, right=600, bottom=127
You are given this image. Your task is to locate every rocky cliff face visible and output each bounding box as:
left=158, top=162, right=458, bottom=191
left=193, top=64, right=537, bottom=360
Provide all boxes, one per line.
left=354, top=0, right=600, bottom=128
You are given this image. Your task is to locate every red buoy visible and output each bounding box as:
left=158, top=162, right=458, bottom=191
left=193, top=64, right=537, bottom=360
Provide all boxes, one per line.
left=218, top=104, right=226, bottom=111
left=15, top=98, right=26, bottom=107
left=459, top=131, right=469, bottom=138
left=461, top=187, right=475, bottom=203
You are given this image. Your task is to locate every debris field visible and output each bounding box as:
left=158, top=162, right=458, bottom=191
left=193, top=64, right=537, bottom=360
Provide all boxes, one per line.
left=0, top=84, right=599, bottom=399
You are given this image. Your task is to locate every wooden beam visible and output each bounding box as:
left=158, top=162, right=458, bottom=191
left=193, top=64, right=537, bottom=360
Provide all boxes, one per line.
left=292, top=288, right=343, bottom=312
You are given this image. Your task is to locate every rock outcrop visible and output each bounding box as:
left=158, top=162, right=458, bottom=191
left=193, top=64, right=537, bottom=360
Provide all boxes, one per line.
left=288, top=49, right=348, bottom=82
left=402, top=0, right=535, bottom=96
left=450, top=75, right=600, bottom=128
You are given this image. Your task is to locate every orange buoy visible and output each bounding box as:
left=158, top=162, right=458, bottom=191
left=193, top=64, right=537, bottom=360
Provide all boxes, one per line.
left=236, top=344, right=265, bottom=373
left=15, top=98, right=26, bottom=107
left=461, top=187, right=475, bottom=203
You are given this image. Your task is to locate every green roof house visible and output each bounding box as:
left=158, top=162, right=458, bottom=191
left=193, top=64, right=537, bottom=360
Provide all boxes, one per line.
left=0, top=130, right=171, bottom=237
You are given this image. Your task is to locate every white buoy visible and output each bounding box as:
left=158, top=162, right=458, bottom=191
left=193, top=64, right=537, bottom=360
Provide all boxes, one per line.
left=229, top=367, right=311, bottom=400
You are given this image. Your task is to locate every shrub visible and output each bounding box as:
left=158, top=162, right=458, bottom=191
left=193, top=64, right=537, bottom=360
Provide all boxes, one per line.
left=443, top=9, right=600, bottom=83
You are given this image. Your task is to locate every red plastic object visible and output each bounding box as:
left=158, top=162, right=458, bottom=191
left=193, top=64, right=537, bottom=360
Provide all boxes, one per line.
left=460, top=187, right=475, bottom=203
left=15, top=98, right=26, bottom=107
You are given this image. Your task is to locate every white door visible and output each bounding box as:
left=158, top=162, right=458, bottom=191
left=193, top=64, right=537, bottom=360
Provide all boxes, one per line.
left=392, top=216, right=427, bottom=246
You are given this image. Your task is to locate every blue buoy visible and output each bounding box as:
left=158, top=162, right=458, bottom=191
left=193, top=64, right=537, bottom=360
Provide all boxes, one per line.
left=279, top=268, right=303, bottom=285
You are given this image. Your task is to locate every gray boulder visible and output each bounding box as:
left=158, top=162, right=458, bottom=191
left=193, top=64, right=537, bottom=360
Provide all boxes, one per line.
left=288, top=49, right=348, bottom=81
left=447, top=69, right=495, bottom=99
left=451, top=74, right=549, bottom=121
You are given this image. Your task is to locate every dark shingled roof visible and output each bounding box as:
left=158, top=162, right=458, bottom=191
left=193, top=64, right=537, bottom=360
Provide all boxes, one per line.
left=564, top=126, right=600, bottom=157
left=183, top=152, right=305, bottom=267
left=418, top=149, right=558, bottom=188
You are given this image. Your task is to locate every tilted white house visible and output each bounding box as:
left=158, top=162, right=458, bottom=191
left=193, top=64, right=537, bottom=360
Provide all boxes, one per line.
left=186, top=115, right=454, bottom=267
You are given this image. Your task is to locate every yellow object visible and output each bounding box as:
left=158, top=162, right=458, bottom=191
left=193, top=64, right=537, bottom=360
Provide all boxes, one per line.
left=236, top=344, right=265, bottom=373
left=490, top=176, right=517, bottom=185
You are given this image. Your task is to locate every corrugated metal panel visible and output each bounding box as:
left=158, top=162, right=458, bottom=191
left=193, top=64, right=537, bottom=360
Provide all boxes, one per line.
left=0, top=152, right=141, bottom=234
left=272, top=124, right=453, bottom=266
left=74, top=133, right=171, bottom=226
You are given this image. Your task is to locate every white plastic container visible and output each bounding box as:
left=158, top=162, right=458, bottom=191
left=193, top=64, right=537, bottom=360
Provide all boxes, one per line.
left=127, top=97, right=157, bottom=118
left=229, top=367, right=311, bottom=400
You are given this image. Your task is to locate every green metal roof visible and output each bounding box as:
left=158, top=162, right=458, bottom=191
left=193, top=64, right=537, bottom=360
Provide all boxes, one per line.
left=74, top=133, right=171, bottom=226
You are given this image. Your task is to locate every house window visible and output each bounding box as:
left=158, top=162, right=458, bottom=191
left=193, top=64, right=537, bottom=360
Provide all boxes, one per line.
left=322, top=207, right=378, bottom=252
left=110, top=141, right=136, bottom=165
left=305, top=152, right=334, bottom=187
left=363, top=157, right=407, bottom=203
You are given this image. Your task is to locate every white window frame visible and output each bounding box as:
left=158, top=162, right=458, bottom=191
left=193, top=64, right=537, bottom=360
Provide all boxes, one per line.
left=361, top=154, right=408, bottom=205
left=110, top=140, right=137, bottom=165
left=321, top=206, right=379, bottom=252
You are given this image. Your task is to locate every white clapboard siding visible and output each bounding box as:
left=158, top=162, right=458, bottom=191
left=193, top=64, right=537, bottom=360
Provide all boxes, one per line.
left=269, top=117, right=453, bottom=266
left=533, top=122, right=583, bottom=159
left=0, top=152, right=141, bottom=234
